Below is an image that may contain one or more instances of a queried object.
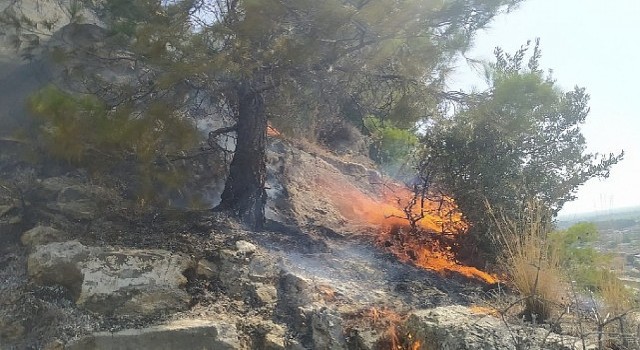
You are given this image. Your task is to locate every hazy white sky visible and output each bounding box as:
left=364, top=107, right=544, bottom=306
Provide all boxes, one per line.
left=450, top=0, right=640, bottom=216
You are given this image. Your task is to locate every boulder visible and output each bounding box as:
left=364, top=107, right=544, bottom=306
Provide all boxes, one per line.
left=252, top=321, right=287, bottom=350
left=21, top=225, right=66, bottom=248
left=405, top=305, right=589, bottom=350
left=78, top=249, right=193, bottom=315
left=308, top=308, right=348, bottom=350
left=217, top=240, right=279, bottom=299
left=0, top=203, right=22, bottom=236
left=27, top=241, right=195, bottom=316
left=50, top=184, right=106, bottom=220
left=38, top=177, right=80, bottom=200
left=27, top=240, right=95, bottom=298
left=252, top=283, right=279, bottom=305
left=195, top=259, right=217, bottom=279
left=38, top=179, right=120, bottom=220
left=235, top=240, right=257, bottom=255
left=66, top=319, right=240, bottom=350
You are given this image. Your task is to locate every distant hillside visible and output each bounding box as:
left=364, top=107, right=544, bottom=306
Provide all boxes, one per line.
left=557, top=206, right=640, bottom=229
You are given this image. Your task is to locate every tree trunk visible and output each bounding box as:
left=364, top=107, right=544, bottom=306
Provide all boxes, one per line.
left=216, top=82, right=267, bottom=230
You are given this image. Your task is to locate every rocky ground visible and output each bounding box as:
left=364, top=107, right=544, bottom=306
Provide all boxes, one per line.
left=0, top=135, right=599, bottom=350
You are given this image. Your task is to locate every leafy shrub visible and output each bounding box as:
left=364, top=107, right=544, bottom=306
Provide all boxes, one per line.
left=364, top=116, right=418, bottom=177
left=26, top=85, right=201, bottom=205
left=549, top=222, right=617, bottom=292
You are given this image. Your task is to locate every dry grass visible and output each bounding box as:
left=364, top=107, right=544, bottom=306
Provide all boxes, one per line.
left=489, top=201, right=565, bottom=322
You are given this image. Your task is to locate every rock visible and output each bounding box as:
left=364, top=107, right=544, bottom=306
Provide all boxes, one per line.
left=344, top=328, right=379, bottom=350
left=77, top=249, right=193, bottom=315
left=253, top=321, right=287, bottom=350
left=39, top=177, right=79, bottom=199
left=247, top=254, right=279, bottom=283
left=279, top=273, right=314, bottom=306
left=0, top=204, right=16, bottom=217
left=27, top=240, right=94, bottom=298
left=43, top=339, right=65, bottom=350
left=40, top=181, right=119, bottom=220
left=0, top=0, right=98, bottom=60
left=308, top=308, right=348, bottom=350
left=21, top=225, right=66, bottom=247
left=217, top=242, right=279, bottom=300
left=253, top=283, right=278, bottom=305
left=0, top=319, right=25, bottom=341
left=66, top=319, right=240, bottom=350
left=264, top=328, right=286, bottom=350
left=196, top=259, right=217, bottom=279
left=54, top=185, right=101, bottom=220
left=0, top=204, right=22, bottom=235
left=405, top=305, right=588, bottom=350
left=28, top=241, right=195, bottom=316
left=235, top=240, right=257, bottom=255
left=284, top=339, right=306, bottom=350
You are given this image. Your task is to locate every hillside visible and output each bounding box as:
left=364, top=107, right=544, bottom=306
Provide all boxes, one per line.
left=0, top=1, right=637, bottom=349
left=1, top=133, right=590, bottom=349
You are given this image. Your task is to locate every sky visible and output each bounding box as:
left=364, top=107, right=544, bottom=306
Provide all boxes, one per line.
left=449, top=0, right=640, bottom=216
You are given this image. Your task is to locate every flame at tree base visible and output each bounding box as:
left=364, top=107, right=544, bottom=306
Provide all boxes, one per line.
left=337, top=181, right=498, bottom=284
left=377, top=225, right=498, bottom=284
left=296, top=155, right=498, bottom=284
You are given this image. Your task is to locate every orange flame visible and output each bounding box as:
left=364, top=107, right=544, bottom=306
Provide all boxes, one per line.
left=314, top=176, right=498, bottom=284
left=267, top=122, right=281, bottom=137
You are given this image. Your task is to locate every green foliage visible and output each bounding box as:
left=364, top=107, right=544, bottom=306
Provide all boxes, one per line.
left=549, top=222, right=615, bottom=292
left=27, top=85, right=199, bottom=204
left=419, top=40, right=623, bottom=255
left=364, top=117, right=418, bottom=177
left=5, top=0, right=523, bottom=222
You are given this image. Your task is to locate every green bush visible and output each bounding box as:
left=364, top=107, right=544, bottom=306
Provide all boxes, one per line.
left=549, top=222, right=616, bottom=292
left=26, top=85, right=200, bottom=205
left=364, top=116, right=418, bottom=177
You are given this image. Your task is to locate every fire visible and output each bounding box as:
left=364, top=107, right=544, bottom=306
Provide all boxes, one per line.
left=267, top=122, right=281, bottom=137
left=313, top=175, right=498, bottom=284
left=469, top=305, right=500, bottom=317
left=316, top=284, right=337, bottom=301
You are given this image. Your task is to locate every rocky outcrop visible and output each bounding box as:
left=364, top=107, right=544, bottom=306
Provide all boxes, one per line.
left=215, top=240, right=280, bottom=301
left=38, top=178, right=119, bottom=220
left=405, top=305, right=588, bottom=350
left=21, top=225, right=67, bottom=248
left=66, top=319, right=240, bottom=350
left=0, top=0, right=100, bottom=59
left=28, top=241, right=194, bottom=316
left=0, top=202, right=21, bottom=236
left=0, top=0, right=101, bottom=137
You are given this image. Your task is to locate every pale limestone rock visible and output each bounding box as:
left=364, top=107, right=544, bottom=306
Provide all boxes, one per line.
left=308, top=308, right=348, bottom=350
left=27, top=240, right=95, bottom=297
left=27, top=241, right=195, bottom=316
left=253, top=283, right=278, bottom=305
left=66, top=319, right=240, bottom=350
left=263, top=324, right=286, bottom=350
left=78, top=249, right=193, bottom=315
left=406, top=305, right=591, bottom=350
left=235, top=240, right=257, bottom=255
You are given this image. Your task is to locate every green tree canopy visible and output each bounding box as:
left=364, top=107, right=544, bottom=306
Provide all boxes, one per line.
left=4, top=0, right=522, bottom=228
left=419, top=40, right=623, bottom=253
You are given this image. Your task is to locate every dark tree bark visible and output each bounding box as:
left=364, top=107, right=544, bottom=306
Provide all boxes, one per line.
left=216, top=82, right=267, bottom=230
